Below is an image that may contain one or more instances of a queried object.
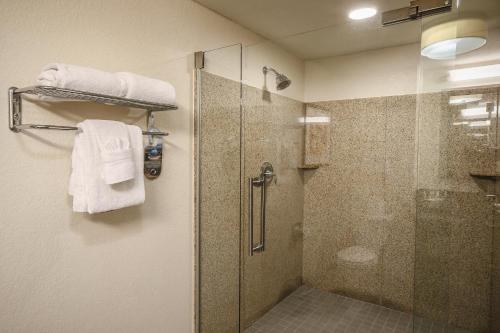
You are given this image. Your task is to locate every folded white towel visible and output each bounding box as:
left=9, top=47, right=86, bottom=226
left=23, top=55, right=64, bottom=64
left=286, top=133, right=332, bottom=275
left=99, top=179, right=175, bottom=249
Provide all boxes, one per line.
left=69, top=120, right=145, bottom=214
left=116, top=72, right=176, bottom=105
left=37, top=63, right=126, bottom=97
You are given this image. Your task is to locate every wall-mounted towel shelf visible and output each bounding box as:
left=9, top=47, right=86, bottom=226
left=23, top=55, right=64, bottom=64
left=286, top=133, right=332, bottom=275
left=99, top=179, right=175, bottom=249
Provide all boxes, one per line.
left=8, top=86, right=178, bottom=136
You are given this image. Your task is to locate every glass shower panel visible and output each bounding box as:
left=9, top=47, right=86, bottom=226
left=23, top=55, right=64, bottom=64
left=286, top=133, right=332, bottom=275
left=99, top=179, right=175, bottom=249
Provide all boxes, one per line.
left=196, top=44, right=242, bottom=333
left=414, top=1, right=500, bottom=332
left=239, top=40, right=305, bottom=331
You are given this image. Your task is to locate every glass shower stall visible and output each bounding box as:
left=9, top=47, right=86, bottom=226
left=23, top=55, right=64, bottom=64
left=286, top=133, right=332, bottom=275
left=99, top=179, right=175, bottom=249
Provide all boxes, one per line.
left=195, top=1, right=500, bottom=331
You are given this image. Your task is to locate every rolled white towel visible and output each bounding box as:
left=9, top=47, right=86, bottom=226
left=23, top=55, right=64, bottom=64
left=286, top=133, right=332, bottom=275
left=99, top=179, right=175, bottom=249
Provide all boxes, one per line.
left=37, top=63, right=126, bottom=97
left=116, top=72, right=176, bottom=105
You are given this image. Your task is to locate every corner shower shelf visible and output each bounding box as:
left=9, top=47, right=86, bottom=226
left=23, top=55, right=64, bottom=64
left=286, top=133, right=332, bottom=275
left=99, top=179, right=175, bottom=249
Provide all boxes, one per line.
left=8, top=86, right=178, bottom=136
left=469, top=172, right=499, bottom=180
left=298, top=164, right=321, bottom=170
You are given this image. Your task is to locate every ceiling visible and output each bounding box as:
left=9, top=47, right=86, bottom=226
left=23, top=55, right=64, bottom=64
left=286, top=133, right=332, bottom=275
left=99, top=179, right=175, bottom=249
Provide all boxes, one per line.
left=195, top=0, right=500, bottom=60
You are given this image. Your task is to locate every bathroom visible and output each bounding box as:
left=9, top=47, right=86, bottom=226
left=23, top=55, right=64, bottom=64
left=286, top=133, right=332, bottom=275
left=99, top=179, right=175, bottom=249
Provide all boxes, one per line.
left=1, top=0, right=500, bottom=332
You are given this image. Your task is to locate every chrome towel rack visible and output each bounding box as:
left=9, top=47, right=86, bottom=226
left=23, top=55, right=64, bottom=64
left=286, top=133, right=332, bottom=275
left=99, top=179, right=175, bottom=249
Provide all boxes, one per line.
left=8, top=86, right=178, bottom=136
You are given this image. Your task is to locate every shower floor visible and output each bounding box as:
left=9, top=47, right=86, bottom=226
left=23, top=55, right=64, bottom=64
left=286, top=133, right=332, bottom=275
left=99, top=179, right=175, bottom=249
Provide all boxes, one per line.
left=244, top=286, right=469, bottom=333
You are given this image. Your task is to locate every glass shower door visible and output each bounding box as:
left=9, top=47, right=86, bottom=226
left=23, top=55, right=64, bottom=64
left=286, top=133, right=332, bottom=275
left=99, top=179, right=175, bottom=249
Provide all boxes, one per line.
left=239, top=42, right=305, bottom=331
left=414, top=1, right=500, bottom=332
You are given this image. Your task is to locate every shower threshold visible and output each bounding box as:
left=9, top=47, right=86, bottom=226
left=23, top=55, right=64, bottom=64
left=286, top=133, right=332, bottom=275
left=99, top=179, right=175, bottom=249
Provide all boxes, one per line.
left=243, top=285, right=469, bottom=333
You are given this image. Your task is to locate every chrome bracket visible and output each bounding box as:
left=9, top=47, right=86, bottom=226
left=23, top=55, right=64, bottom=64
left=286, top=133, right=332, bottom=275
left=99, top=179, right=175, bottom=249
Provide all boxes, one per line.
left=382, top=0, right=452, bottom=26
left=144, top=110, right=164, bottom=179
left=194, top=51, right=205, bottom=70
left=8, top=87, right=22, bottom=132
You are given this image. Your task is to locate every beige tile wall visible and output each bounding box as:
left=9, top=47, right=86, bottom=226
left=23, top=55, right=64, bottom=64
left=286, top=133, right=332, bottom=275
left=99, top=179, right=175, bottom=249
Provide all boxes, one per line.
left=303, top=95, right=417, bottom=312
left=199, top=72, right=242, bottom=333
left=303, top=88, right=499, bottom=332
left=304, top=106, right=332, bottom=166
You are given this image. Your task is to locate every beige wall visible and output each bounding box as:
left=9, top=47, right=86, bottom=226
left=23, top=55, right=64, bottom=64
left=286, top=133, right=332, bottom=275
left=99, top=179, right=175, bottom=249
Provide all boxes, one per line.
left=243, top=41, right=305, bottom=101
left=304, top=28, right=500, bottom=102
left=203, top=42, right=306, bottom=102
left=304, top=43, right=420, bottom=102
left=0, top=1, right=305, bottom=332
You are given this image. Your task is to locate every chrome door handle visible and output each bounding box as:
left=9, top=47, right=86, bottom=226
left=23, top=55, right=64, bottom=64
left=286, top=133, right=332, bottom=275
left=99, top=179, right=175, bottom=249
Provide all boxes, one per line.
left=248, top=162, right=274, bottom=256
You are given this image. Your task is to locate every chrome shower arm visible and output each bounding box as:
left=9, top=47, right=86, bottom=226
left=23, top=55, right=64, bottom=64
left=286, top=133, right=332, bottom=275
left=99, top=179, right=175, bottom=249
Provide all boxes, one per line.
left=263, top=66, right=278, bottom=76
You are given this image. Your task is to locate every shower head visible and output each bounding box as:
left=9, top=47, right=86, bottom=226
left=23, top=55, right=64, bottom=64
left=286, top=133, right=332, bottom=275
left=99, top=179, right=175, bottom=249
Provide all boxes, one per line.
left=263, top=66, right=292, bottom=90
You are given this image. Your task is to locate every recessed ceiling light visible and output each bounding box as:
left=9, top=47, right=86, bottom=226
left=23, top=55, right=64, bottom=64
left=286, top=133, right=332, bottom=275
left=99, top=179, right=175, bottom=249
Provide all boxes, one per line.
left=348, top=8, right=377, bottom=20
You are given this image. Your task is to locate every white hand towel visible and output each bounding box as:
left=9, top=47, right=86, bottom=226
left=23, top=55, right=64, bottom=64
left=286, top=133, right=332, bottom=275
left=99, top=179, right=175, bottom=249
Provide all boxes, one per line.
left=37, top=63, right=126, bottom=97
left=69, top=120, right=145, bottom=214
left=116, top=72, right=176, bottom=105
left=87, top=120, right=135, bottom=185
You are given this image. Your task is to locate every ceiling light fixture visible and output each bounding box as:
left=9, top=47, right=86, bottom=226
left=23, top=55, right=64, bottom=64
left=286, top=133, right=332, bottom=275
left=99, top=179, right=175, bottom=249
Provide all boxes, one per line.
left=349, top=8, right=377, bottom=20
left=421, top=18, right=488, bottom=60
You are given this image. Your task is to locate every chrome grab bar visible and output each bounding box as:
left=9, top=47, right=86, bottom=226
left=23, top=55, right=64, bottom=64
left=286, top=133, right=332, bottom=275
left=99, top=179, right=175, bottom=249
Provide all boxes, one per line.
left=248, top=162, right=274, bottom=256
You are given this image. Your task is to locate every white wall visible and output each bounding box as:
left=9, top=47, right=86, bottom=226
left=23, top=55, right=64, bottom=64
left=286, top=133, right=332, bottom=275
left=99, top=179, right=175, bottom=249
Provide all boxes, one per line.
left=203, top=41, right=306, bottom=101
left=305, top=28, right=500, bottom=102
left=305, top=43, right=420, bottom=102
left=0, top=1, right=304, bottom=332
left=243, top=41, right=305, bottom=101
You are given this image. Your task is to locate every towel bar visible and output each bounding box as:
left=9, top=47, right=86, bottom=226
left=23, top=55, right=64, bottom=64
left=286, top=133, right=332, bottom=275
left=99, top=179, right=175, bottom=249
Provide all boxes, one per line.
left=8, top=86, right=178, bottom=136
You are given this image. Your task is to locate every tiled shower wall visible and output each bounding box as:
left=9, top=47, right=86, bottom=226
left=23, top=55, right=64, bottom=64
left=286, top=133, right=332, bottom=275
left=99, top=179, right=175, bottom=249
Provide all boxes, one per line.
left=199, top=72, right=241, bottom=333
left=303, top=95, right=417, bottom=312
left=303, top=88, right=499, bottom=332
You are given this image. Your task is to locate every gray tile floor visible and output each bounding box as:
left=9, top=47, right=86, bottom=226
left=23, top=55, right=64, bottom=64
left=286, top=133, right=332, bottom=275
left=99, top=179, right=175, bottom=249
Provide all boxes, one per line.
left=244, top=286, right=470, bottom=333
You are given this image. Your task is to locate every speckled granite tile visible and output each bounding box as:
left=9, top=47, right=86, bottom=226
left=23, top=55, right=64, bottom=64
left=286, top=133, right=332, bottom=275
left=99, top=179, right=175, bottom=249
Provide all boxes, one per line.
left=386, top=94, right=417, bottom=143
left=491, top=197, right=500, bottom=332
left=304, top=105, right=331, bottom=166
left=382, top=185, right=416, bottom=312
left=303, top=94, right=416, bottom=316
left=198, top=72, right=241, bottom=333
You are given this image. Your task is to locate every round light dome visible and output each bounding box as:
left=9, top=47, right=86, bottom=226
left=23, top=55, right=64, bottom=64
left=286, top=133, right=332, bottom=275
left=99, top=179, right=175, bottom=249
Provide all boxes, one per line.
left=421, top=18, right=488, bottom=60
